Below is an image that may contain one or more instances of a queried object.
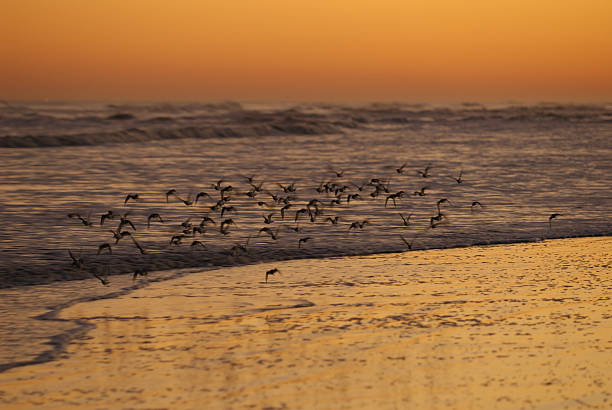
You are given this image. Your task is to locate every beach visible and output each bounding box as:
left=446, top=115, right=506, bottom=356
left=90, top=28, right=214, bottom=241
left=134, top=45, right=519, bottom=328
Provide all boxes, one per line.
left=1, top=236, right=610, bottom=409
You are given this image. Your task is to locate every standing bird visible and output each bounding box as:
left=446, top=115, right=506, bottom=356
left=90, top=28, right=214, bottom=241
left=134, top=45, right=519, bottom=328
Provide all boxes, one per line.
left=471, top=201, right=483, bottom=211
left=548, top=213, right=562, bottom=230
left=265, top=268, right=280, bottom=283
left=124, top=193, right=139, bottom=205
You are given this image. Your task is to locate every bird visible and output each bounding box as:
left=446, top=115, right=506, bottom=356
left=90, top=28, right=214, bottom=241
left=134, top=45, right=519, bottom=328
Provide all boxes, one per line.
left=220, top=218, right=236, bottom=235
left=130, top=237, right=145, bottom=254
left=347, top=193, right=361, bottom=204
left=118, top=212, right=136, bottom=231
left=399, top=213, right=412, bottom=226
left=170, top=234, right=185, bottom=245
left=124, top=193, right=139, bottom=205
left=548, top=213, right=562, bottom=229
left=436, top=198, right=452, bottom=213
left=449, top=170, right=463, bottom=184
left=413, top=186, right=429, bottom=196
left=298, top=237, right=313, bottom=248
left=190, top=240, right=207, bottom=252
left=221, top=206, right=236, bottom=217
left=262, top=213, right=274, bottom=224
left=165, top=189, right=177, bottom=202
left=249, top=180, right=265, bottom=191
left=280, top=204, right=292, bottom=220
left=93, top=271, right=110, bottom=286
left=396, top=162, right=408, bottom=174
left=295, top=208, right=310, bottom=223
left=100, top=211, right=114, bottom=226
left=68, top=212, right=94, bottom=227
left=93, top=266, right=111, bottom=285
left=133, top=269, right=149, bottom=280
left=328, top=167, right=344, bottom=178
left=417, top=164, right=432, bottom=178
left=194, top=191, right=211, bottom=204
left=200, top=216, right=216, bottom=226
left=175, top=194, right=193, bottom=206
left=68, top=249, right=84, bottom=270
left=211, top=180, right=224, bottom=190
left=180, top=217, right=192, bottom=229
left=399, top=234, right=414, bottom=250
left=278, top=182, right=296, bottom=193
left=471, top=201, right=483, bottom=211
left=259, top=227, right=280, bottom=240
left=265, top=268, right=280, bottom=283
left=110, top=229, right=131, bottom=244
left=97, top=243, right=112, bottom=255
left=147, top=213, right=163, bottom=228
left=325, top=216, right=340, bottom=225
left=348, top=220, right=369, bottom=230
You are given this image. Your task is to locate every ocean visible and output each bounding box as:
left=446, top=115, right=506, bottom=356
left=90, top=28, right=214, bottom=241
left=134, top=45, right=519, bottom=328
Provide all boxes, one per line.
left=0, top=100, right=611, bottom=375
left=1, top=101, right=610, bottom=286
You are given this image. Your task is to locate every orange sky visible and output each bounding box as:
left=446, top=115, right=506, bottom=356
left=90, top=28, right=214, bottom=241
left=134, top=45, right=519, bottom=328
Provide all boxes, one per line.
left=1, top=0, right=611, bottom=102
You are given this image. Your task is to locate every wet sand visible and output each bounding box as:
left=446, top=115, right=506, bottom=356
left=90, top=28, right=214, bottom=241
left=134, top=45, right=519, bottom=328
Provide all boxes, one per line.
left=0, top=237, right=610, bottom=409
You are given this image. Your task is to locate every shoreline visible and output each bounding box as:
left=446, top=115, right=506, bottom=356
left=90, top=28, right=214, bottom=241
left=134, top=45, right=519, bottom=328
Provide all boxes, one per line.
left=0, top=236, right=610, bottom=408
left=3, top=232, right=611, bottom=289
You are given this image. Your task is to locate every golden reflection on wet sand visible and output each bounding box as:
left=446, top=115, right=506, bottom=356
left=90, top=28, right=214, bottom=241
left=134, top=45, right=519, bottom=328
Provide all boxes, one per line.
left=0, top=237, right=610, bottom=409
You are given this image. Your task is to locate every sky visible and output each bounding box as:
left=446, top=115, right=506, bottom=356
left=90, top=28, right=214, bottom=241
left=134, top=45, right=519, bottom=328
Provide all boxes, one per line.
left=1, top=0, right=611, bottom=102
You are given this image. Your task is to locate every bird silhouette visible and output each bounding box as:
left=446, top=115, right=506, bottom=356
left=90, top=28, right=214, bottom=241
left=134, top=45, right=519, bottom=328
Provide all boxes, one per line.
left=399, top=213, right=412, bottom=226
left=100, top=211, right=114, bottom=226
left=97, top=243, right=112, bottom=255
left=265, top=268, right=280, bottom=282
left=548, top=213, right=562, bottom=229
left=399, top=234, right=414, bottom=250
left=417, top=164, right=432, bottom=178
left=68, top=249, right=84, bottom=270
left=147, top=213, right=163, bottom=228
left=124, top=193, right=139, bottom=205
left=298, top=237, right=313, bottom=248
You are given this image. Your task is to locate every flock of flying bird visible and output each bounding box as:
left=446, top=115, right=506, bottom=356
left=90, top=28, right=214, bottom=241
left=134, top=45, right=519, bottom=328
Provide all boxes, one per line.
left=67, top=164, right=562, bottom=285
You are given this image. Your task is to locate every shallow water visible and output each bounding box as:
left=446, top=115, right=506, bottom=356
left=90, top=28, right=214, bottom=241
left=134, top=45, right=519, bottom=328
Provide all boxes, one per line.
left=0, top=102, right=610, bottom=286
left=1, top=237, right=610, bottom=408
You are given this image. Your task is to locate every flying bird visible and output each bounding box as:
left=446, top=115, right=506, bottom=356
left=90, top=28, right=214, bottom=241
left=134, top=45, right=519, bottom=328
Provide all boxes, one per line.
left=548, top=213, right=562, bottom=229
left=97, top=243, right=112, bottom=255
left=147, top=213, right=163, bottom=228
left=124, top=193, right=139, bottom=205
left=298, top=237, right=313, bottom=248
left=265, top=268, right=280, bottom=283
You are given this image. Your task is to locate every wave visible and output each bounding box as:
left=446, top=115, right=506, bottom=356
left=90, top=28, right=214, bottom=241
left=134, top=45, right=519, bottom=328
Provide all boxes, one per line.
left=0, top=102, right=609, bottom=148
left=0, top=120, right=343, bottom=148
